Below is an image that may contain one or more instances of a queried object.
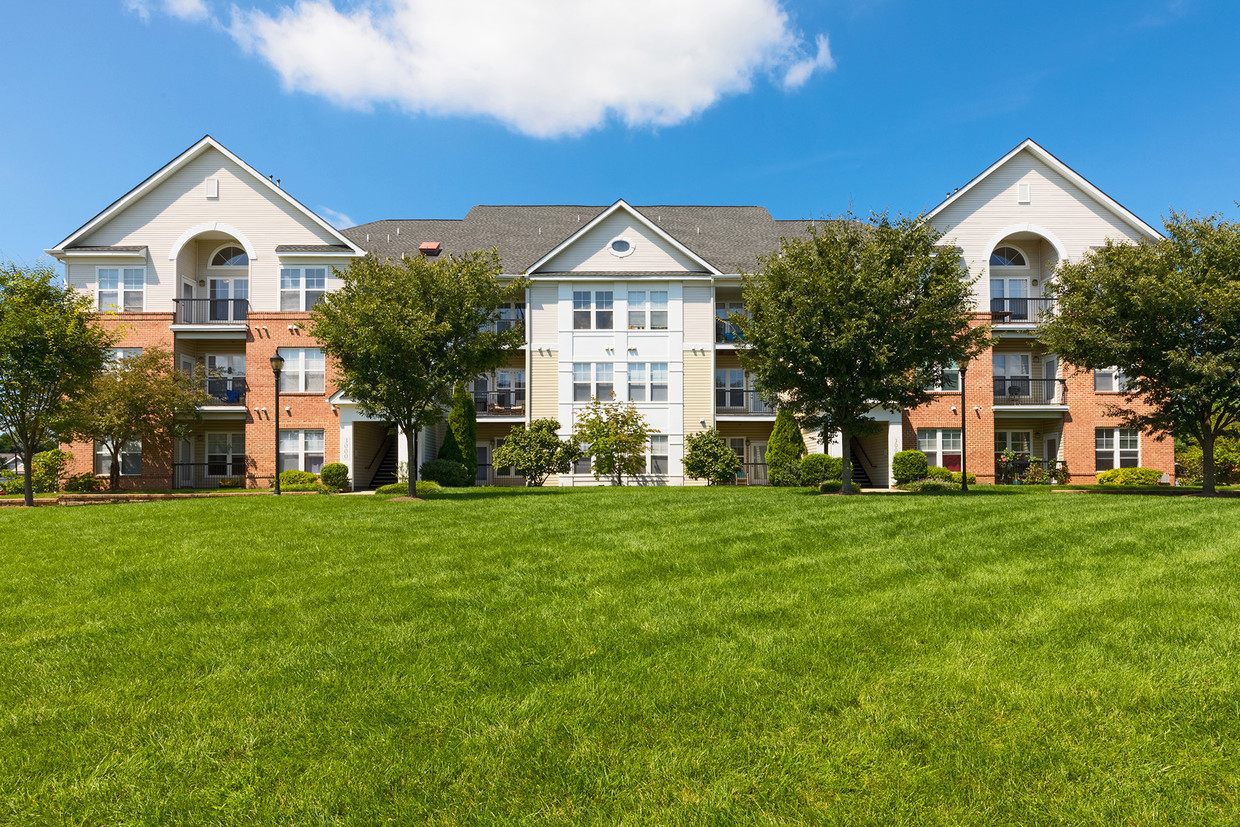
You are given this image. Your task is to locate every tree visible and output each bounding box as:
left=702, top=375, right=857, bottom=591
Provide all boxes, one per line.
left=63, top=346, right=210, bottom=491
left=1040, top=212, right=1240, bottom=495
left=765, top=407, right=807, bottom=485
left=572, top=397, right=654, bottom=486
left=310, top=251, right=525, bottom=497
left=438, top=381, right=478, bottom=482
left=683, top=429, right=742, bottom=485
left=492, top=419, right=582, bottom=486
left=737, top=214, right=989, bottom=494
left=0, top=262, right=113, bottom=505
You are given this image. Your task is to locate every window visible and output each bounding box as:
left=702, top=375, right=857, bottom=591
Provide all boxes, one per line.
left=990, top=246, right=1027, bottom=267
left=574, top=443, right=592, bottom=474
left=573, top=363, right=613, bottom=402
left=205, top=354, right=246, bottom=403
left=1096, top=428, right=1139, bottom=471
left=993, top=353, right=1032, bottom=398
left=924, top=361, right=960, bottom=392
left=206, top=433, right=246, bottom=477
left=608, top=237, right=635, bottom=257
left=493, top=369, right=525, bottom=410
left=496, top=302, right=525, bottom=334
left=628, top=362, right=668, bottom=402
left=107, top=347, right=142, bottom=366
left=97, top=267, right=144, bottom=312
left=277, top=348, right=325, bottom=393
left=96, top=438, right=141, bottom=476
left=627, top=290, right=668, bottom=330
left=918, top=428, right=962, bottom=471
left=1094, top=367, right=1131, bottom=392
left=715, top=369, right=745, bottom=408
left=995, top=431, right=1032, bottom=456
left=209, top=245, right=248, bottom=267
left=646, top=435, right=669, bottom=475
left=494, top=438, right=518, bottom=479
left=208, top=277, right=248, bottom=322
left=280, top=267, right=326, bottom=311
left=279, top=429, right=324, bottom=474
left=573, top=290, right=613, bottom=330
left=716, top=301, right=746, bottom=342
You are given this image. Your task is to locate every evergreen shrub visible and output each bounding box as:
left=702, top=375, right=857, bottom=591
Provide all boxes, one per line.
left=891, top=450, right=929, bottom=485
left=420, top=458, right=472, bottom=487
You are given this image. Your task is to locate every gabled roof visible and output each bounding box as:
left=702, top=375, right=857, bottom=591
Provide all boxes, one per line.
left=48, top=135, right=366, bottom=256
left=926, top=138, right=1163, bottom=241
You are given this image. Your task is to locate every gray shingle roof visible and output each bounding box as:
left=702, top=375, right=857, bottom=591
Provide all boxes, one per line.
left=341, top=204, right=823, bottom=274
left=274, top=244, right=355, bottom=253
left=64, top=245, right=147, bottom=253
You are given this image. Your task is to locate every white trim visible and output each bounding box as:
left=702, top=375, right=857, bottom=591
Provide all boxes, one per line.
left=95, top=264, right=146, bottom=313
left=988, top=243, right=1031, bottom=270
left=981, top=224, right=1068, bottom=266
left=169, top=223, right=257, bottom=263
left=926, top=139, right=1163, bottom=242
left=51, top=135, right=367, bottom=256
left=51, top=248, right=148, bottom=259
left=206, top=242, right=250, bottom=269
left=525, top=199, right=721, bottom=275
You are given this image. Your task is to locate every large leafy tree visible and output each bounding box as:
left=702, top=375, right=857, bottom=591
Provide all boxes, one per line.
left=63, top=345, right=211, bottom=491
left=311, top=252, right=525, bottom=497
left=0, top=262, right=113, bottom=505
left=737, top=214, right=989, bottom=494
left=572, top=397, right=654, bottom=486
left=1040, top=212, right=1240, bottom=495
left=492, top=419, right=582, bottom=486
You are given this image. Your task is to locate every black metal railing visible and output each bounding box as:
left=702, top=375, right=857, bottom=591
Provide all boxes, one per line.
left=716, top=318, right=745, bottom=344
left=472, top=390, right=526, bottom=417
left=992, top=377, right=1066, bottom=406
left=174, top=298, right=249, bottom=324
left=716, top=388, right=775, bottom=415
left=202, top=376, right=247, bottom=406
left=736, top=461, right=769, bottom=485
left=172, top=460, right=249, bottom=489
left=995, top=457, right=1070, bottom=485
left=989, top=297, right=1055, bottom=323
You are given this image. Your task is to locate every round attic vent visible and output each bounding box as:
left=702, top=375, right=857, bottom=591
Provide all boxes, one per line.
left=608, top=237, right=634, bottom=257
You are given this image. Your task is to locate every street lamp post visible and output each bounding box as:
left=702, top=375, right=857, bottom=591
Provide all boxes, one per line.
left=960, top=362, right=969, bottom=493
left=270, top=353, right=285, bottom=495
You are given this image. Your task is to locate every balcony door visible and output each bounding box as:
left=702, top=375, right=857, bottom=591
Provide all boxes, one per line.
left=1042, top=355, right=1059, bottom=403
left=748, top=441, right=768, bottom=485
left=991, top=278, right=1029, bottom=321
left=177, top=439, right=194, bottom=487
left=207, top=433, right=245, bottom=478
left=994, top=354, right=1032, bottom=399
left=205, top=354, right=245, bottom=403
left=209, top=278, right=248, bottom=322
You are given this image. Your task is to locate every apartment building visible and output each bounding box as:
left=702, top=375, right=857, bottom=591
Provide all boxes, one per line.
left=47, top=136, right=1174, bottom=489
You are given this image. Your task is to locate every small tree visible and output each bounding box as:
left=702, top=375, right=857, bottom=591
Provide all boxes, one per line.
left=311, top=252, right=525, bottom=497
left=683, top=429, right=742, bottom=485
left=1040, top=212, right=1240, bottom=495
left=737, top=214, right=988, bottom=494
left=572, top=397, right=654, bottom=485
left=63, top=346, right=210, bottom=491
left=438, top=381, right=478, bottom=482
left=493, top=419, right=582, bottom=486
left=0, top=262, right=114, bottom=505
left=766, top=407, right=807, bottom=485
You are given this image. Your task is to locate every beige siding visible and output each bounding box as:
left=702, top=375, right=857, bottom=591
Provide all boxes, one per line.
left=683, top=285, right=713, bottom=345
left=682, top=351, right=713, bottom=437
left=529, top=350, right=559, bottom=420
left=538, top=209, right=705, bottom=273
left=529, top=283, right=558, bottom=346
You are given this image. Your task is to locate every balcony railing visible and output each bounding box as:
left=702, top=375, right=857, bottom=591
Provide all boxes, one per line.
left=989, top=297, right=1055, bottom=323
left=716, top=319, right=745, bottom=344
left=995, top=457, right=1070, bottom=485
left=174, top=298, right=249, bottom=324
left=202, top=376, right=247, bottom=406
left=172, top=459, right=249, bottom=489
left=732, top=461, right=768, bottom=485
left=992, top=377, right=1066, bottom=406
left=716, top=388, right=775, bottom=415
left=472, top=390, right=526, bottom=417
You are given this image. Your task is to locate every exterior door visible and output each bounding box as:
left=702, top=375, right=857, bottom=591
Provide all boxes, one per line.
left=1043, top=355, right=1059, bottom=403
left=475, top=444, right=490, bottom=485
left=749, top=441, right=768, bottom=485
left=177, top=439, right=194, bottom=488
left=180, top=281, right=194, bottom=323
left=729, top=438, right=746, bottom=483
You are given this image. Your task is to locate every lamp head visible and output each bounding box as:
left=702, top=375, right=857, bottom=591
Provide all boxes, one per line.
left=269, top=353, right=285, bottom=375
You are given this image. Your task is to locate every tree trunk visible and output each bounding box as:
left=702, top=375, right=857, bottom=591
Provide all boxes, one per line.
left=110, top=444, right=121, bottom=492
left=21, top=445, right=34, bottom=507
left=1201, top=426, right=1216, bottom=497
left=840, top=426, right=853, bottom=495
left=407, top=426, right=419, bottom=498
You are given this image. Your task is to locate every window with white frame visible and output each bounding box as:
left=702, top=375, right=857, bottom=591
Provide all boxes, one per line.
left=924, top=361, right=960, bottom=392
left=1094, top=367, right=1131, bottom=392
left=1096, top=428, right=1139, bottom=470
left=277, top=348, right=325, bottom=393
left=573, top=290, right=613, bottom=330
left=206, top=432, right=246, bottom=477
left=209, top=245, right=249, bottom=267
left=628, top=362, right=668, bottom=402
left=97, top=267, right=144, bottom=312
left=646, top=435, right=669, bottom=475
left=96, top=438, right=141, bottom=476
left=280, top=267, right=326, bottom=311
left=107, top=347, right=143, bottom=366
left=205, top=354, right=246, bottom=403
left=715, top=369, right=745, bottom=409
left=993, top=353, right=1032, bottom=397
left=573, top=363, right=613, bottom=402
left=716, top=301, right=746, bottom=342
left=995, top=431, right=1032, bottom=457
left=627, top=290, right=668, bottom=330
left=278, top=429, right=324, bottom=474
left=496, top=302, right=525, bottom=334
left=574, top=442, right=592, bottom=474
left=917, top=428, right=962, bottom=471
left=493, top=369, right=525, bottom=410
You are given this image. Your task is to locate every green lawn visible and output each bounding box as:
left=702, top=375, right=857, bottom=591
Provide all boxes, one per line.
left=2, top=487, right=1238, bottom=824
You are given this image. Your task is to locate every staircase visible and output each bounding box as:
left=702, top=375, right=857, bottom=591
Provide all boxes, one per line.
left=369, top=438, right=400, bottom=488
left=848, top=440, right=874, bottom=488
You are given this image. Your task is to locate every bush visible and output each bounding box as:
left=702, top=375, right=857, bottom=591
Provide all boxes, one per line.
left=818, top=480, right=862, bottom=494
left=31, top=449, right=71, bottom=493
left=279, top=469, right=318, bottom=487
left=420, top=458, right=473, bottom=487
left=683, top=429, right=742, bottom=485
left=925, top=465, right=977, bottom=485
left=320, top=462, right=350, bottom=490
left=950, top=470, right=978, bottom=486
left=1096, top=467, right=1165, bottom=486
left=0, top=471, right=22, bottom=495
left=374, top=480, right=443, bottom=497
left=891, top=449, right=929, bottom=485
left=280, top=483, right=335, bottom=494
left=493, top=419, right=581, bottom=486
left=766, top=408, right=806, bottom=472
left=62, top=472, right=104, bottom=493
left=800, top=453, right=842, bottom=485
left=899, top=478, right=961, bottom=493
left=767, top=459, right=803, bottom=487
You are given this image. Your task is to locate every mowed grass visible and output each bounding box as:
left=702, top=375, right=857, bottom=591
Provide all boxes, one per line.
left=2, top=488, right=1239, bottom=825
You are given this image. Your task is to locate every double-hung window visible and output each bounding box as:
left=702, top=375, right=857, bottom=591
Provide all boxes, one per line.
left=1094, top=367, right=1131, bottom=392
left=627, top=290, right=668, bottom=330
left=494, top=369, right=525, bottom=410
left=280, top=267, right=326, bottom=311
left=573, top=363, right=613, bottom=402
left=277, top=348, right=325, bottom=393
left=628, top=363, right=668, bottom=402
left=1095, top=428, right=1139, bottom=470
left=918, top=428, right=962, bottom=471
left=574, top=442, right=592, bottom=474
left=96, top=438, right=141, bottom=476
left=98, top=267, right=144, bottom=312
left=646, top=435, right=669, bottom=475
left=573, top=290, right=613, bottom=330
left=715, top=369, right=745, bottom=409
left=995, top=431, right=1032, bottom=457
left=925, top=361, right=960, bottom=392
left=279, top=429, right=324, bottom=474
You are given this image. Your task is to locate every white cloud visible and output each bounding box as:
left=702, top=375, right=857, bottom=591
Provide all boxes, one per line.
left=125, top=0, right=210, bottom=22
left=317, top=206, right=355, bottom=228
left=228, top=0, right=835, bottom=138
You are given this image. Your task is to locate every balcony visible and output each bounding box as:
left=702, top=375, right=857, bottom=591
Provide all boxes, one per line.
left=472, top=390, right=526, bottom=418
left=202, top=376, right=247, bottom=407
left=989, top=297, right=1054, bottom=324
left=715, top=319, right=745, bottom=345
left=174, top=298, right=249, bottom=325
left=992, top=377, right=1066, bottom=407
left=995, top=457, right=1070, bottom=485
left=716, top=389, right=775, bottom=416
left=172, top=458, right=249, bottom=489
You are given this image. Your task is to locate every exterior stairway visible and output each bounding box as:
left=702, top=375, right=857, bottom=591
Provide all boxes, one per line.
left=848, top=440, right=874, bottom=488
left=369, top=439, right=400, bottom=488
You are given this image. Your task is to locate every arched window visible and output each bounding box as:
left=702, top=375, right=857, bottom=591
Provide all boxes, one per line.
left=989, top=246, right=1027, bottom=267
left=209, top=245, right=248, bottom=267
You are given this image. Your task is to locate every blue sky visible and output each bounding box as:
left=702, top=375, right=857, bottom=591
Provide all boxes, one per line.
left=2, top=0, right=1237, bottom=267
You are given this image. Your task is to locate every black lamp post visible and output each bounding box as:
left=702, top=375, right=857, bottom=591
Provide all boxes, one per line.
left=270, top=353, right=285, bottom=495
left=960, top=362, right=969, bottom=493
